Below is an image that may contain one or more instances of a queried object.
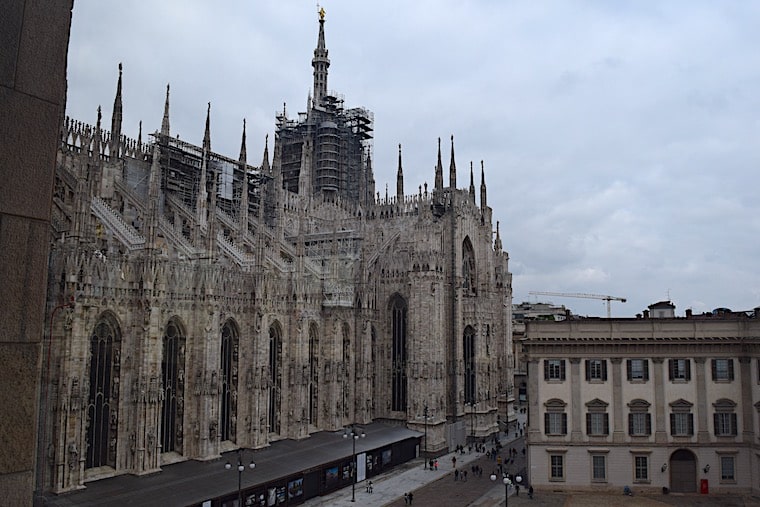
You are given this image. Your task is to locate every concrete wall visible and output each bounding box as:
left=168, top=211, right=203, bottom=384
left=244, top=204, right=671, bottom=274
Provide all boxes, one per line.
left=0, top=1, right=73, bottom=504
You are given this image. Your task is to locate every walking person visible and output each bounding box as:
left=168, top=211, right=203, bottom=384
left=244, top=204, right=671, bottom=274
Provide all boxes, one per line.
left=408, top=492, right=414, bottom=505
left=404, top=492, right=409, bottom=505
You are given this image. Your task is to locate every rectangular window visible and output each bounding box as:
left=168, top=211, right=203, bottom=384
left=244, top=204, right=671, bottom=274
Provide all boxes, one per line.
left=668, top=359, right=691, bottom=381
left=628, top=413, right=652, bottom=436
left=626, top=359, right=649, bottom=381
left=714, top=413, right=738, bottom=436
left=711, top=359, right=734, bottom=381
left=586, top=413, right=609, bottom=436
left=585, top=359, right=608, bottom=381
left=720, top=456, right=735, bottom=481
left=670, top=413, right=694, bottom=436
left=550, top=454, right=564, bottom=480
left=545, top=412, right=568, bottom=435
left=592, top=455, right=606, bottom=481
left=544, top=359, right=566, bottom=381
left=634, top=455, right=649, bottom=482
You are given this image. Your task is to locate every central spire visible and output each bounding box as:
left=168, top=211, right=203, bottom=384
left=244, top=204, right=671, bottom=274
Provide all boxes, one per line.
left=312, top=7, right=330, bottom=107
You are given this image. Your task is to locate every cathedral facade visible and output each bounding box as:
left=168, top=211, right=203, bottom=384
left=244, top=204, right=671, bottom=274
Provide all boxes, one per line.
left=42, top=12, right=513, bottom=494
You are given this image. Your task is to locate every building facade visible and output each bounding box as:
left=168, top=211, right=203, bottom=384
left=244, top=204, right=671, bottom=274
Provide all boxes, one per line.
left=523, top=309, right=760, bottom=496
left=40, top=12, right=513, bottom=494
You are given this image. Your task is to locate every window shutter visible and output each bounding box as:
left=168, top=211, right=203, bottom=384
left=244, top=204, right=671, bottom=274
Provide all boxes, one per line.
left=628, top=413, right=633, bottom=435
left=668, top=360, right=674, bottom=381
left=669, top=413, right=675, bottom=434
left=713, top=413, right=719, bottom=435
left=646, top=414, right=652, bottom=435
left=544, top=360, right=549, bottom=381
left=604, top=414, right=609, bottom=435
left=544, top=412, right=550, bottom=433
left=731, top=413, right=737, bottom=436
left=728, top=360, right=734, bottom=381
left=585, top=360, right=591, bottom=381
left=626, top=360, right=632, bottom=381
left=602, top=360, right=608, bottom=381
left=643, top=360, right=649, bottom=380
left=562, top=413, right=568, bottom=435
left=586, top=413, right=591, bottom=434
left=560, top=360, right=566, bottom=380
left=711, top=359, right=717, bottom=380
left=688, top=414, right=694, bottom=435
left=685, top=359, right=691, bottom=381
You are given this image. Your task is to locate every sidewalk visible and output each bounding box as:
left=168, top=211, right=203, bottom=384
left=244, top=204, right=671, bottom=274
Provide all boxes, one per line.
left=302, top=428, right=528, bottom=507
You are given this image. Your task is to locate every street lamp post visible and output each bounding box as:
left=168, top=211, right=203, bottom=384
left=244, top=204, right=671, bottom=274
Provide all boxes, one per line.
left=490, top=472, right=522, bottom=506
left=225, top=449, right=255, bottom=507
left=343, top=425, right=365, bottom=502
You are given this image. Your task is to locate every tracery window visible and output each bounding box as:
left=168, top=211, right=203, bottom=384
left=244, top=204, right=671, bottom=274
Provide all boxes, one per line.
left=390, top=295, right=407, bottom=412
left=161, top=319, right=185, bottom=453
left=269, top=323, right=282, bottom=434
left=220, top=320, right=239, bottom=442
left=86, top=314, right=121, bottom=469
left=463, top=326, right=476, bottom=404
left=462, top=238, right=476, bottom=295
left=308, top=323, right=319, bottom=426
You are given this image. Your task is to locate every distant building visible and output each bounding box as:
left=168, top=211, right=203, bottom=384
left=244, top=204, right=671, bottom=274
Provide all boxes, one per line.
left=523, top=303, right=760, bottom=497
left=513, top=302, right=569, bottom=407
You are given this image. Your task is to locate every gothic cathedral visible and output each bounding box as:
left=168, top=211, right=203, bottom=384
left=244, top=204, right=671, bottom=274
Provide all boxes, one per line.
left=43, top=11, right=513, bottom=493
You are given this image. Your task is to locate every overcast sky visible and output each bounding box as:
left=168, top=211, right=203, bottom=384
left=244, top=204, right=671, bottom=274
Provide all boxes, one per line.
left=66, top=1, right=760, bottom=317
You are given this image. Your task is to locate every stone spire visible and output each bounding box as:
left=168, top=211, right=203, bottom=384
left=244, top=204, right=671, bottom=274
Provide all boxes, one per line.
left=110, top=63, right=123, bottom=156
left=449, top=135, right=456, bottom=189
left=434, top=137, right=443, bottom=191
left=494, top=221, right=503, bottom=251
left=161, top=84, right=170, bottom=137
left=137, top=120, right=142, bottom=147
left=196, top=103, right=211, bottom=233
left=94, top=105, right=103, bottom=155
left=480, top=160, right=487, bottom=209
left=261, top=134, right=271, bottom=174
left=238, top=119, right=249, bottom=238
left=202, top=102, right=211, bottom=152
left=469, top=161, right=476, bottom=204
left=239, top=119, right=247, bottom=163
left=312, top=7, right=330, bottom=107
left=396, top=144, right=404, bottom=204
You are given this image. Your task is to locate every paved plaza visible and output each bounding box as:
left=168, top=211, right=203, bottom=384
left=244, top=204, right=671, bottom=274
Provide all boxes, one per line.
left=303, top=414, right=760, bottom=507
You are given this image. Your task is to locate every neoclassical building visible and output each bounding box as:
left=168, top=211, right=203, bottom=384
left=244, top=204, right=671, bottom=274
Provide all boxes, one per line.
left=41, top=11, right=513, bottom=494
left=523, top=307, right=760, bottom=497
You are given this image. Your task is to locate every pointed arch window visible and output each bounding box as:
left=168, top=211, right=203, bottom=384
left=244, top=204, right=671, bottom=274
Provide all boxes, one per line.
left=86, top=314, right=121, bottom=469
left=220, top=321, right=239, bottom=442
left=161, top=319, right=185, bottom=454
left=462, top=238, right=476, bottom=295
left=463, top=326, right=476, bottom=404
left=269, top=324, right=282, bottom=434
left=390, top=295, right=407, bottom=412
left=342, top=323, right=351, bottom=419
left=308, top=323, right=319, bottom=426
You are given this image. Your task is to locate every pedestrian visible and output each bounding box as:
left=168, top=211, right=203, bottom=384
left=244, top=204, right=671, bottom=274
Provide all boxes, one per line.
left=408, top=492, right=414, bottom=505
left=434, top=459, right=438, bottom=470
left=429, top=459, right=434, bottom=470
left=528, top=485, right=534, bottom=499
left=454, top=469, right=459, bottom=481
left=463, top=470, right=467, bottom=482
left=404, top=492, right=409, bottom=505
left=368, top=480, right=373, bottom=493
left=452, top=456, right=457, bottom=468
left=515, top=484, right=520, bottom=496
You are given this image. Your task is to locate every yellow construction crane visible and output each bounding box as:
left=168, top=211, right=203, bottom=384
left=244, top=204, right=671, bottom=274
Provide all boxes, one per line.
left=528, top=291, right=627, bottom=318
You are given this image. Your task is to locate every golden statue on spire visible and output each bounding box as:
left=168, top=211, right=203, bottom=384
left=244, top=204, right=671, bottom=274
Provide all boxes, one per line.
left=319, top=5, right=325, bottom=20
